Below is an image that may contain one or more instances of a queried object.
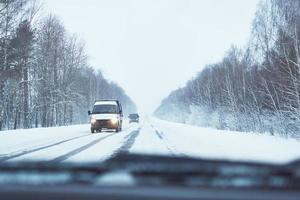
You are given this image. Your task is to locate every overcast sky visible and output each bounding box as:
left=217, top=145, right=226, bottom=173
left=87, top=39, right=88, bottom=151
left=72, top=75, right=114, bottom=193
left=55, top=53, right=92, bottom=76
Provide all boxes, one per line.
left=43, top=0, right=260, bottom=114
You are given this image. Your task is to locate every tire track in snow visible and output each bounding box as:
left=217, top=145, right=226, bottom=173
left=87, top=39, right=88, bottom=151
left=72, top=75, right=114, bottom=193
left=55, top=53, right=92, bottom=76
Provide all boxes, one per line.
left=154, top=130, right=176, bottom=156
left=153, top=126, right=186, bottom=157
left=0, top=134, right=92, bottom=162
left=51, top=133, right=118, bottom=163
left=108, top=128, right=141, bottom=159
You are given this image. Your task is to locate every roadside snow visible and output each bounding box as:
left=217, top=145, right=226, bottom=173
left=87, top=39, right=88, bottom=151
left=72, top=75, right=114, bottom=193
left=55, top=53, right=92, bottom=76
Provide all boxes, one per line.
left=150, top=117, right=300, bottom=164
left=0, top=124, right=90, bottom=158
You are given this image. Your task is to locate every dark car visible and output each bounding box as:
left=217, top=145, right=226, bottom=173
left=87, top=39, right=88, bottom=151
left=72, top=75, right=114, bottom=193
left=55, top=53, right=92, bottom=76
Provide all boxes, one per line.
left=129, top=113, right=139, bottom=123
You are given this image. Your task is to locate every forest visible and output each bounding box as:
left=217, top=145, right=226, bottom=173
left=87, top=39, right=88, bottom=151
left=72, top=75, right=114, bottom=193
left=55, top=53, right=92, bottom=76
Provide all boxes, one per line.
left=155, top=0, right=300, bottom=138
left=0, top=0, right=136, bottom=130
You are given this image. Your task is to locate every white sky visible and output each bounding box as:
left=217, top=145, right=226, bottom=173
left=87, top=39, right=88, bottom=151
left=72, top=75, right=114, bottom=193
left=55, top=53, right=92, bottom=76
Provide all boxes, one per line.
left=43, top=0, right=260, bottom=114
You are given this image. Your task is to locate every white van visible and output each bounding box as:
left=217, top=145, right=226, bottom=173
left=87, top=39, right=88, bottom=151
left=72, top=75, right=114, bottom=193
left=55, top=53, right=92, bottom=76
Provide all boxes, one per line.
left=88, top=100, right=123, bottom=133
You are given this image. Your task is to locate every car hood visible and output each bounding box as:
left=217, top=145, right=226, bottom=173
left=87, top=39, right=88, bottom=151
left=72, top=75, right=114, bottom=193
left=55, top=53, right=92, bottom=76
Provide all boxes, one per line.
left=91, top=114, right=119, bottom=120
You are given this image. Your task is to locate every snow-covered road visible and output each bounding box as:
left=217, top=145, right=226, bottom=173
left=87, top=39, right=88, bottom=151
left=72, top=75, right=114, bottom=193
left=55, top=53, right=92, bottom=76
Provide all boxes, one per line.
left=1, top=117, right=300, bottom=164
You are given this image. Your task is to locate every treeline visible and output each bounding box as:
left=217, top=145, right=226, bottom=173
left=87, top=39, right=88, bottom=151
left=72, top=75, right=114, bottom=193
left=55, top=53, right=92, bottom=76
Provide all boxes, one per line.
left=0, top=0, right=136, bottom=130
left=155, top=0, right=300, bottom=138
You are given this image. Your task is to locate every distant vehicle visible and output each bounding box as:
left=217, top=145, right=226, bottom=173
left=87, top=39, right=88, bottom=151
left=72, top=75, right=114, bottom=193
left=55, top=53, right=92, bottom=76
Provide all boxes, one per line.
left=129, top=113, right=139, bottom=123
left=88, top=100, right=123, bottom=133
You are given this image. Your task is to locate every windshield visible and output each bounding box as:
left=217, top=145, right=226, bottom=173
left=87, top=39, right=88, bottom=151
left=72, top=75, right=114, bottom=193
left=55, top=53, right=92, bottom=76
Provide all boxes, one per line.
left=1, top=0, right=300, bottom=194
left=93, top=105, right=118, bottom=114
left=129, top=114, right=139, bottom=118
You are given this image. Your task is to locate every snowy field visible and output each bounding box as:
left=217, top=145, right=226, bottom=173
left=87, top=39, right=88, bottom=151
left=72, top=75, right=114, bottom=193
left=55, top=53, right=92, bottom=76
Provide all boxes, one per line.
left=0, top=117, right=300, bottom=164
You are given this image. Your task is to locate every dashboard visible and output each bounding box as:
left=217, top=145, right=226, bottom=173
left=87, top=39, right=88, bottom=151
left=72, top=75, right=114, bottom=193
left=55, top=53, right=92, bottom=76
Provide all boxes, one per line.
left=1, top=185, right=300, bottom=200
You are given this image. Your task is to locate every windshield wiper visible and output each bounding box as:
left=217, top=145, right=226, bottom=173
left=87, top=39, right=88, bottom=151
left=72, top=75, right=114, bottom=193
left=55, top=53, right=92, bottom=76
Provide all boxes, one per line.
left=103, top=154, right=299, bottom=189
